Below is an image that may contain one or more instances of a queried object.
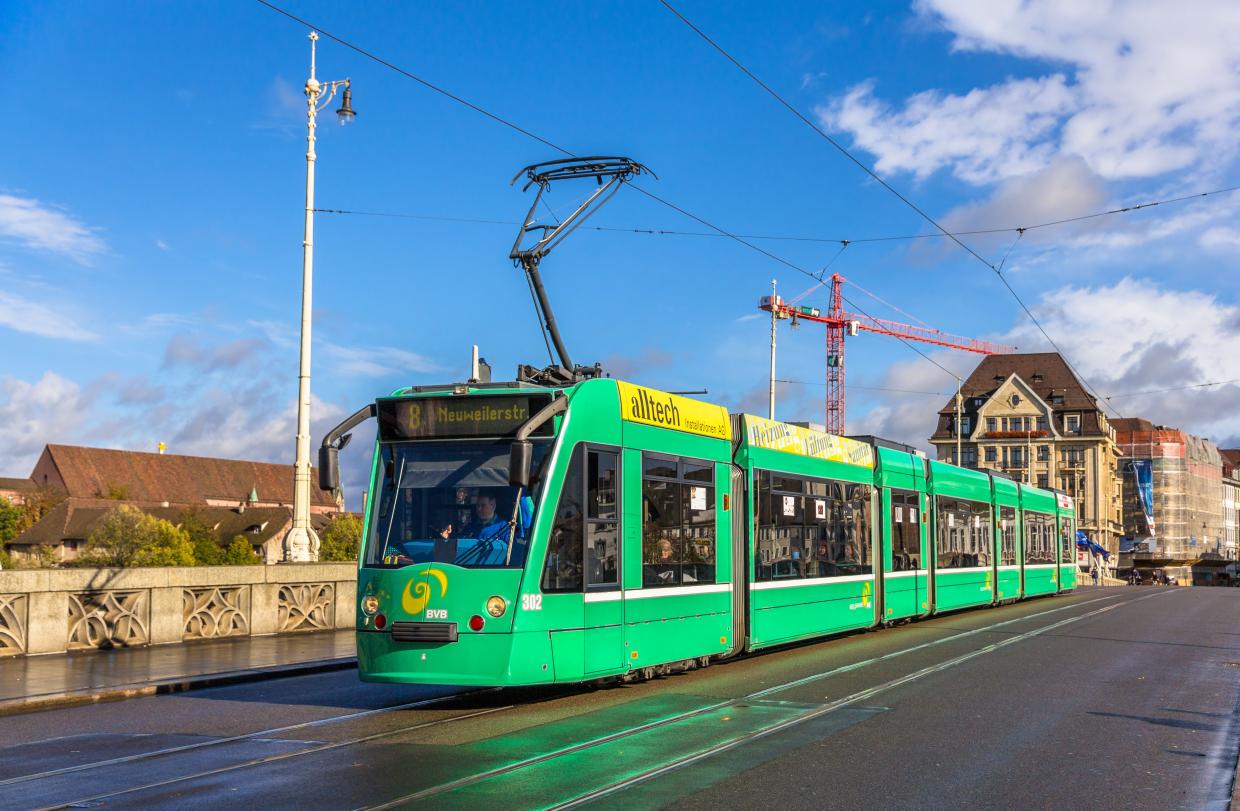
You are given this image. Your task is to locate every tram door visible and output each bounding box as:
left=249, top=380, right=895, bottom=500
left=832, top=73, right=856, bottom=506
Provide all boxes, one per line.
left=885, top=489, right=922, bottom=619
left=582, top=447, right=624, bottom=675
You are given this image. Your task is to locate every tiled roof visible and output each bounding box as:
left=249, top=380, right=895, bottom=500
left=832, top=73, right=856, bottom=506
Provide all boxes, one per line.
left=930, top=352, right=1107, bottom=441
left=0, top=477, right=34, bottom=492
left=40, top=445, right=335, bottom=508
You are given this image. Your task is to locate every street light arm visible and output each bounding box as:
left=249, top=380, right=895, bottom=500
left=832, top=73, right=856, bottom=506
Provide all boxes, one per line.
left=314, top=79, right=354, bottom=114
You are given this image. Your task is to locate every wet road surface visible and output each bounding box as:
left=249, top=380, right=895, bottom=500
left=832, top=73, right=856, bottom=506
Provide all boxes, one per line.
left=2, top=586, right=1237, bottom=810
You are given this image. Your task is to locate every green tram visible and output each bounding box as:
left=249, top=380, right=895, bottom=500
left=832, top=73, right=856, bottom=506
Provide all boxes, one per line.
left=324, top=378, right=1077, bottom=687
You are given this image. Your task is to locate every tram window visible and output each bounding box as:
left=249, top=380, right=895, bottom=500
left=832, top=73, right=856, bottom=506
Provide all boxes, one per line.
left=641, top=454, right=715, bottom=587
left=935, top=497, right=992, bottom=569
left=542, top=446, right=621, bottom=591
left=643, top=456, right=678, bottom=480
left=756, top=470, right=872, bottom=581
left=587, top=521, right=619, bottom=586
left=1022, top=512, right=1054, bottom=564
left=586, top=450, right=620, bottom=587
left=999, top=506, right=1017, bottom=566
left=1059, top=518, right=1074, bottom=564
left=891, top=490, right=921, bottom=571
left=588, top=452, right=618, bottom=521
left=542, top=446, right=585, bottom=592
left=683, top=461, right=713, bottom=483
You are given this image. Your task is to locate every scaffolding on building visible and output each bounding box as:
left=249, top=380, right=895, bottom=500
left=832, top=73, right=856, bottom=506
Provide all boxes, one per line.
left=1116, top=424, right=1223, bottom=561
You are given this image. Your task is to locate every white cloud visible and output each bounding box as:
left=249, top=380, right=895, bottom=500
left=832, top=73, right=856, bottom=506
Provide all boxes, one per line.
left=0, top=290, right=97, bottom=341
left=823, top=76, right=1075, bottom=184
left=0, top=194, right=106, bottom=263
left=1200, top=226, right=1240, bottom=252
left=0, top=373, right=93, bottom=475
left=1004, top=277, right=1240, bottom=443
left=323, top=344, right=440, bottom=377
left=822, top=1, right=1240, bottom=184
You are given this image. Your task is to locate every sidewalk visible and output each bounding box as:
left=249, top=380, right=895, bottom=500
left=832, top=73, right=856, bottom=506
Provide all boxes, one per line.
left=0, top=629, right=356, bottom=715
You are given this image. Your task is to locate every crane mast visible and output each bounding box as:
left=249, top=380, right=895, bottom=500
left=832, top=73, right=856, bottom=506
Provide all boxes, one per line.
left=759, top=273, right=1015, bottom=434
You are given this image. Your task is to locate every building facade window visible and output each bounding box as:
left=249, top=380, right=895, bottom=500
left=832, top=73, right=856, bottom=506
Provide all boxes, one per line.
left=755, top=470, right=872, bottom=581
left=1037, top=445, right=1049, bottom=461
left=1036, top=416, right=1048, bottom=433
left=986, top=417, right=997, bottom=433
left=641, top=454, right=715, bottom=588
left=984, top=446, right=997, bottom=462
left=960, top=416, right=972, bottom=435
left=1037, top=474, right=1049, bottom=489
left=961, top=447, right=977, bottom=467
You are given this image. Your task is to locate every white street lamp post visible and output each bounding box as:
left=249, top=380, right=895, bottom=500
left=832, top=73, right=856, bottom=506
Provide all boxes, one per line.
left=284, top=31, right=355, bottom=563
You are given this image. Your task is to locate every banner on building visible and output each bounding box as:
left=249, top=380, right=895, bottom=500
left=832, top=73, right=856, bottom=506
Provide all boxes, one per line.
left=1128, top=459, right=1156, bottom=536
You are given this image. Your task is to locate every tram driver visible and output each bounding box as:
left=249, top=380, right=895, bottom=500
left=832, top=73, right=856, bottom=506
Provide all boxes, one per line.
left=438, top=493, right=509, bottom=541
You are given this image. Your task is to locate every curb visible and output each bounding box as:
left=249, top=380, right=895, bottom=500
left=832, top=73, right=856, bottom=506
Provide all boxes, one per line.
left=0, top=656, right=358, bottom=717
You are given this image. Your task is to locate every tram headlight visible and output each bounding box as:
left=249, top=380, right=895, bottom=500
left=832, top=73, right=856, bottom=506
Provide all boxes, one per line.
left=486, top=596, right=507, bottom=618
left=361, top=595, right=380, bottom=616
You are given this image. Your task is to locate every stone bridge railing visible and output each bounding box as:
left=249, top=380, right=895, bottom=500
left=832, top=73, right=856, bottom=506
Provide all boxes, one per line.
left=0, top=563, right=357, bottom=656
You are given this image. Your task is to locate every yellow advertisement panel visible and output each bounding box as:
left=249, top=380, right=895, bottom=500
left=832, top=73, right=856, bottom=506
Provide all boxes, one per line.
left=616, top=381, right=732, bottom=441
left=743, top=414, right=874, bottom=468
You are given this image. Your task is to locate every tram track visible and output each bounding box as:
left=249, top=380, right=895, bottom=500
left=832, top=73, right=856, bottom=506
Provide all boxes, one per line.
left=25, top=589, right=1146, bottom=810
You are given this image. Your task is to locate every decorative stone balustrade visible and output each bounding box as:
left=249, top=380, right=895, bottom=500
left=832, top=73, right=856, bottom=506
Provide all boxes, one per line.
left=0, top=563, right=357, bottom=656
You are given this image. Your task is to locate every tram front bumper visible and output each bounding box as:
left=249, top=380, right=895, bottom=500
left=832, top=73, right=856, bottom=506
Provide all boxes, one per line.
left=357, top=629, right=555, bottom=686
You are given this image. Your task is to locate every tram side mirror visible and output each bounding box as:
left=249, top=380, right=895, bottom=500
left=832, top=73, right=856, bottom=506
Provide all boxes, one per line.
left=509, top=440, right=532, bottom=488
left=518, top=496, right=535, bottom=534
left=319, top=444, right=340, bottom=492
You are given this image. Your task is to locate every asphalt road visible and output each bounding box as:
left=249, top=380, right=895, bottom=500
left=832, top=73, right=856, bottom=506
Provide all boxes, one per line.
left=1, top=586, right=1237, bottom=810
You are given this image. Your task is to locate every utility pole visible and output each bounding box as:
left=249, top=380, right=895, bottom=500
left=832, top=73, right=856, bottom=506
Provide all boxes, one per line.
left=769, top=279, right=777, bottom=419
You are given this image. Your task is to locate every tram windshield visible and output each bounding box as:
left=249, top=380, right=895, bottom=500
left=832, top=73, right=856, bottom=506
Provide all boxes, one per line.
left=365, top=441, right=551, bottom=569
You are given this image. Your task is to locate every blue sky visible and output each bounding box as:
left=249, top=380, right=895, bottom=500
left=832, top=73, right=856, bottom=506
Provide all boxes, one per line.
left=3, top=1, right=1239, bottom=499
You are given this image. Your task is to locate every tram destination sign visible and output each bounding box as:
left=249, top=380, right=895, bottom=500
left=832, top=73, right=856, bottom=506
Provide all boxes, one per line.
left=378, top=394, right=553, bottom=440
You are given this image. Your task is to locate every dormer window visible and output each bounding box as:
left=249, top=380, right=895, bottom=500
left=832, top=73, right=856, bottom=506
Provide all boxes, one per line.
left=1066, top=414, right=1081, bottom=434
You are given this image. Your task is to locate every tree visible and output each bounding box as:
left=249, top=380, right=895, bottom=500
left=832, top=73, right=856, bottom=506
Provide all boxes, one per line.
left=16, top=486, right=65, bottom=535
left=0, top=499, right=22, bottom=545
left=319, top=513, right=362, bottom=562
left=81, top=506, right=196, bottom=567
left=179, top=508, right=224, bottom=566
left=222, top=535, right=262, bottom=565
left=0, top=544, right=11, bottom=570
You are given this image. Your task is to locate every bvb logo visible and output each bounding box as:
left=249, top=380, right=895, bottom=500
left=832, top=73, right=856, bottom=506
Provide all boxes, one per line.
left=403, top=569, right=448, bottom=614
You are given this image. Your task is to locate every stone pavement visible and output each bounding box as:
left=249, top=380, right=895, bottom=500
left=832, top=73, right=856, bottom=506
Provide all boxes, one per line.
left=0, top=629, right=355, bottom=715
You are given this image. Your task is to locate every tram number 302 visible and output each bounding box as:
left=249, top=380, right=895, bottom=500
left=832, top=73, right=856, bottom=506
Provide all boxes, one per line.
left=521, top=594, right=543, bottom=611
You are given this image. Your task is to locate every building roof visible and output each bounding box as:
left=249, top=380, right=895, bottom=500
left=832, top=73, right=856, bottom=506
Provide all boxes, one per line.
left=0, top=477, right=34, bottom=493
left=930, top=352, right=1106, bottom=441
left=37, top=445, right=336, bottom=509
left=1111, top=417, right=1157, bottom=433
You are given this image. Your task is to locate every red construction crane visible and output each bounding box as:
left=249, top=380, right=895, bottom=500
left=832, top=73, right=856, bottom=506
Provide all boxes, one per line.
left=759, top=273, right=1015, bottom=435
